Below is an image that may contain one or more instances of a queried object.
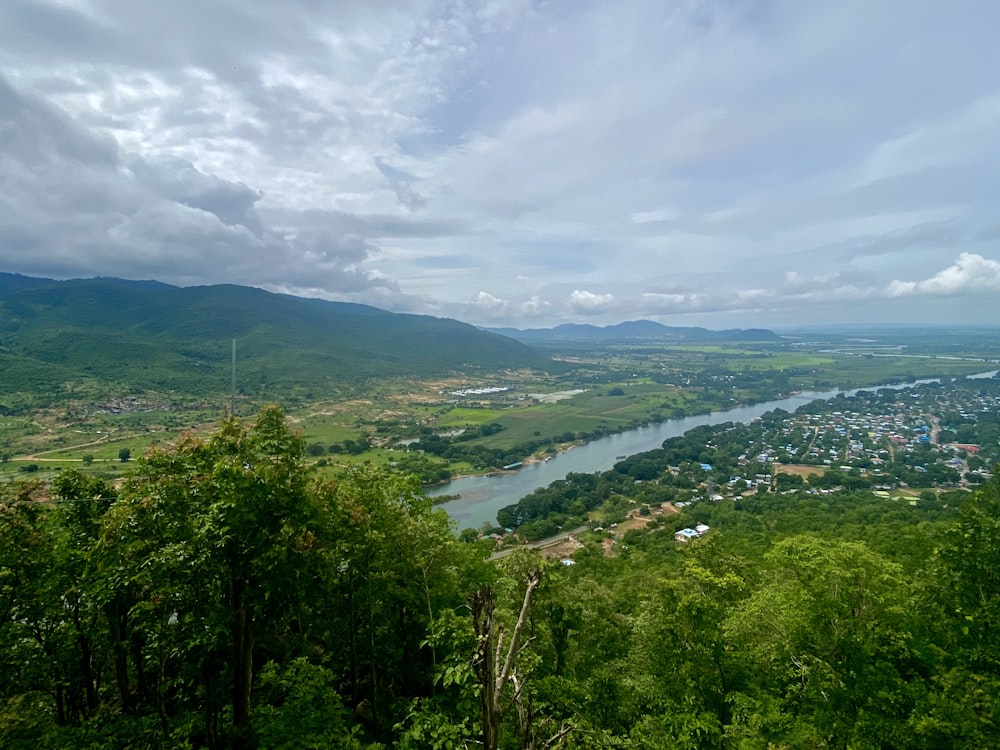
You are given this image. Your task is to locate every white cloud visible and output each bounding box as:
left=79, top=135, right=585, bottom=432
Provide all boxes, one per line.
left=569, top=290, right=617, bottom=313
left=474, top=291, right=506, bottom=311
left=887, top=253, right=1000, bottom=297
left=520, top=296, right=551, bottom=317
left=783, top=271, right=839, bottom=290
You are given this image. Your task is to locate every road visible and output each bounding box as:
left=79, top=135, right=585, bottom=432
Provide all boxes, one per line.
left=489, top=525, right=588, bottom=561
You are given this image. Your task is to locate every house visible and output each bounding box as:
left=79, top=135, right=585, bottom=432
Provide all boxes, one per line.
left=675, top=524, right=710, bottom=543
left=953, top=444, right=981, bottom=454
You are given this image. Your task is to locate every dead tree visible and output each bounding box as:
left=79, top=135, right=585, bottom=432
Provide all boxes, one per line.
left=472, top=569, right=571, bottom=750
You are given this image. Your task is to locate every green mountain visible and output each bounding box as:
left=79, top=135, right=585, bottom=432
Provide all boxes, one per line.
left=487, top=319, right=781, bottom=342
left=0, top=274, right=550, bottom=407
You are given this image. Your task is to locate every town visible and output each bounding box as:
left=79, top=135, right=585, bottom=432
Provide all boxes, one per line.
left=493, top=375, right=1000, bottom=544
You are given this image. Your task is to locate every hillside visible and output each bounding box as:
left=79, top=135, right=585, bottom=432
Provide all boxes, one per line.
left=0, top=273, right=550, bottom=407
left=5, top=412, right=1000, bottom=749
left=488, top=319, right=781, bottom=342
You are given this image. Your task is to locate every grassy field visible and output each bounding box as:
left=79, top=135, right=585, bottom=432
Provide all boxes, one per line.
left=437, top=407, right=508, bottom=426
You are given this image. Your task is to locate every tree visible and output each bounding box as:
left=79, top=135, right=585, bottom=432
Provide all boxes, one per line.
left=117, top=447, right=131, bottom=463
left=916, top=474, right=1000, bottom=747
left=0, top=480, right=55, bottom=732
left=102, top=407, right=330, bottom=748
left=725, top=535, right=917, bottom=747
left=472, top=570, right=541, bottom=750
left=0, top=473, right=118, bottom=739
left=627, top=553, right=746, bottom=744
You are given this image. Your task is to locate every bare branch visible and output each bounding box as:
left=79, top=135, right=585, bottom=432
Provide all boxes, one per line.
left=496, top=570, right=542, bottom=702
left=540, top=723, right=576, bottom=749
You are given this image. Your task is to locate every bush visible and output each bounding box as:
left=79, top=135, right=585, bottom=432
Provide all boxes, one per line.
left=253, top=659, right=352, bottom=748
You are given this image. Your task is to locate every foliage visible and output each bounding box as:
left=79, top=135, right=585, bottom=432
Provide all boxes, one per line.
left=0, top=409, right=473, bottom=748
left=4, top=402, right=1000, bottom=749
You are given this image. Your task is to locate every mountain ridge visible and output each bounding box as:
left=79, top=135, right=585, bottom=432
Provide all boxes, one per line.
left=486, top=319, right=781, bottom=342
left=0, top=273, right=550, bottom=406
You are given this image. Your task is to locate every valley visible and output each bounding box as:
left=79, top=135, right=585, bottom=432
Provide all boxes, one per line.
left=3, top=322, right=998, bottom=489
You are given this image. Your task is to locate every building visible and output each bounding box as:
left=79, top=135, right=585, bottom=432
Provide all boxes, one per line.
left=674, top=524, right=710, bottom=543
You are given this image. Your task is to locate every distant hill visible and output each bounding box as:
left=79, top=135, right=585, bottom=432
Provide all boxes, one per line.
left=487, top=320, right=781, bottom=343
left=0, top=274, right=550, bottom=407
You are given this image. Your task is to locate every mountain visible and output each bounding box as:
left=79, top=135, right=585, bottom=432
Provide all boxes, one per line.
left=0, top=274, right=550, bottom=405
left=487, top=319, right=781, bottom=342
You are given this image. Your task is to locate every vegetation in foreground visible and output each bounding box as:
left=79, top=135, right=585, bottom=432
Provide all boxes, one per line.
left=3, top=407, right=1000, bottom=748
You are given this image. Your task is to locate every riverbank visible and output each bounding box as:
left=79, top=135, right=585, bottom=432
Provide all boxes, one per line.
left=433, top=370, right=999, bottom=530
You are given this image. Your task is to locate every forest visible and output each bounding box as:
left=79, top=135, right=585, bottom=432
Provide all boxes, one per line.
left=2, top=406, right=1000, bottom=749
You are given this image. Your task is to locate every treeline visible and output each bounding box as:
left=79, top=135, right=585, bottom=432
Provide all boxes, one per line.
left=4, top=408, right=1000, bottom=748
left=408, top=422, right=523, bottom=470
left=496, top=422, right=755, bottom=536
left=409, top=415, right=676, bottom=477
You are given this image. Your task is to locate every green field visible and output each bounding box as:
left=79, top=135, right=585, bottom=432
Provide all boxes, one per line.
left=437, top=407, right=508, bottom=426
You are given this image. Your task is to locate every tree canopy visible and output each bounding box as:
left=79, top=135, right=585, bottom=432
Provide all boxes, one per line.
left=2, top=407, right=1000, bottom=749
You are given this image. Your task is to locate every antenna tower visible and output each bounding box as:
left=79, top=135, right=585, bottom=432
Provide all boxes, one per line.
left=230, top=338, right=236, bottom=417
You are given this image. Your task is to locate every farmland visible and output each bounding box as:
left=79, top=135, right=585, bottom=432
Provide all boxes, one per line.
left=3, top=330, right=997, bottom=484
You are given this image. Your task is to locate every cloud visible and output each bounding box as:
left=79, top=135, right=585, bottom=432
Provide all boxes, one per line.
left=519, top=296, right=551, bottom=317
left=887, top=253, right=1000, bottom=297
left=375, top=159, right=427, bottom=211
left=2, top=1, right=1000, bottom=328
left=474, top=291, right=506, bottom=312
left=569, top=290, right=617, bottom=313
left=126, top=154, right=265, bottom=236
left=630, top=208, right=678, bottom=224
left=0, top=72, right=394, bottom=296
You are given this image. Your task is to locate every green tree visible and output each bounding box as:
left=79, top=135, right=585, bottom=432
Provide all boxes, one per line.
left=934, top=475, right=1000, bottom=668
left=320, top=464, right=478, bottom=734
left=725, top=535, right=918, bottom=747
left=0, top=481, right=54, bottom=738
left=102, top=407, right=330, bottom=748
left=916, top=475, right=1000, bottom=747
left=627, top=553, right=746, bottom=744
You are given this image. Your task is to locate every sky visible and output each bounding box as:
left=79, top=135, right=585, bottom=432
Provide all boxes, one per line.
left=2, top=0, right=1000, bottom=330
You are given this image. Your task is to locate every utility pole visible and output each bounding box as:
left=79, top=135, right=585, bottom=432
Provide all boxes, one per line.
left=231, top=338, right=237, bottom=417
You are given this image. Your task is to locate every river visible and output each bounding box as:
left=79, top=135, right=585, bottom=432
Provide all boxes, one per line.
left=432, top=370, right=998, bottom=529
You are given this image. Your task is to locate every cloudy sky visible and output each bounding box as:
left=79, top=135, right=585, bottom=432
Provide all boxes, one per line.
left=2, top=0, right=1000, bottom=329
